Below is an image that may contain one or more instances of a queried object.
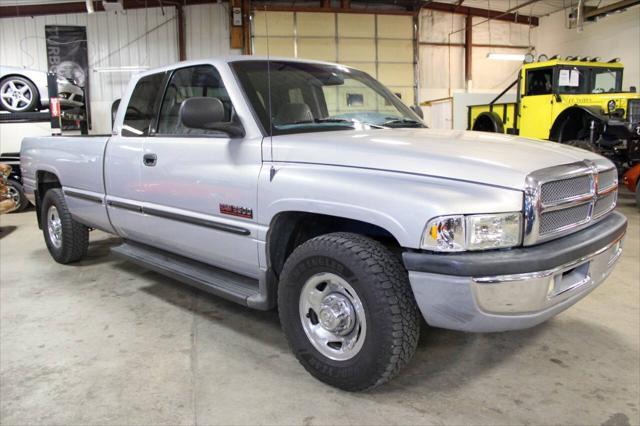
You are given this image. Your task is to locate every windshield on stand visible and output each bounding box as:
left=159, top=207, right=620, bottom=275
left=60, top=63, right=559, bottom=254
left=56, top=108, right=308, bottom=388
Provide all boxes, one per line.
left=232, top=60, right=424, bottom=136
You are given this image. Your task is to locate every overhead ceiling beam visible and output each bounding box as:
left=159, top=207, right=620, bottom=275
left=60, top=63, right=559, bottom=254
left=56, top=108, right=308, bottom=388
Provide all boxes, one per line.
left=584, top=0, right=640, bottom=20
left=423, top=1, right=539, bottom=26
left=0, top=0, right=215, bottom=18
left=251, top=1, right=416, bottom=15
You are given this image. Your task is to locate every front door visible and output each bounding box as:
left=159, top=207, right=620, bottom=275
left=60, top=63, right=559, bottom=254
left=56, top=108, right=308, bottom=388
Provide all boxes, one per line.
left=139, top=64, right=263, bottom=278
left=105, top=72, right=166, bottom=245
left=519, top=67, right=554, bottom=140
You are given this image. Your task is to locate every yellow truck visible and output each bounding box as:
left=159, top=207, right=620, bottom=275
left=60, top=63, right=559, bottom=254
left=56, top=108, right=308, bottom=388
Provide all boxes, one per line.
left=468, top=56, right=640, bottom=171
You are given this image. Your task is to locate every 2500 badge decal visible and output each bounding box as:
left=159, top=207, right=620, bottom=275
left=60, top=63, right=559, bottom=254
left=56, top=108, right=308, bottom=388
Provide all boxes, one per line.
left=219, top=204, right=253, bottom=219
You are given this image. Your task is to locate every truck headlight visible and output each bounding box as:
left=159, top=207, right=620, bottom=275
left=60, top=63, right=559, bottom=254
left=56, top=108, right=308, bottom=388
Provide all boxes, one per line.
left=422, top=212, right=522, bottom=252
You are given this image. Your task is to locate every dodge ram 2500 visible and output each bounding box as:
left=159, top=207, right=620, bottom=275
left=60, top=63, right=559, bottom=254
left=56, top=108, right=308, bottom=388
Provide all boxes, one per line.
left=21, top=57, right=627, bottom=391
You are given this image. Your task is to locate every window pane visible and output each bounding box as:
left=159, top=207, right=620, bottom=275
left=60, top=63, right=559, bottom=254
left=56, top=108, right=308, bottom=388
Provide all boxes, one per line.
left=526, top=68, right=553, bottom=96
left=232, top=60, right=421, bottom=136
left=592, top=68, right=621, bottom=93
left=122, top=73, right=164, bottom=136
left=157, top=65, right=230, bottom=135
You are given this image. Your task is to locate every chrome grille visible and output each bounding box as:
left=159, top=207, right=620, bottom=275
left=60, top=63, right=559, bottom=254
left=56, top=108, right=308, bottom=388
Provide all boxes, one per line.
left=524, top=161, right=618, bottom=245
left=540, top=175, right=592, bottom=204
left=539, top=203, right=591, bottom=235
left=598, top=169, right=617, bottom=191
left=593, top=192, right=617, bottom=218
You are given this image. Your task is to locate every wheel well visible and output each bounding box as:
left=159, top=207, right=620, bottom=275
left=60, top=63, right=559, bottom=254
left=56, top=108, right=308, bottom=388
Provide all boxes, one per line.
left=34, top=171, right=61, bottom=228
left=472, top=112, right=504, bottom=133
left=267, top=212, right=401, bottom=277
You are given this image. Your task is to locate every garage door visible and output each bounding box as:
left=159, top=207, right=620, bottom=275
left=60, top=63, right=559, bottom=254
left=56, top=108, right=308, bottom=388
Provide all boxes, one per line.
left=251, top=11, right=416, bottom=106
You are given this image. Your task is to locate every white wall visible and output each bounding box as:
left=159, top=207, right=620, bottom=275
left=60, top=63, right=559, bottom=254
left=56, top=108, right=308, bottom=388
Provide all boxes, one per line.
left=535, top=5, right=640, bottom=91
left=0, top=2, right=234, bottom=134
left=418, top=9, right=535, bottom=103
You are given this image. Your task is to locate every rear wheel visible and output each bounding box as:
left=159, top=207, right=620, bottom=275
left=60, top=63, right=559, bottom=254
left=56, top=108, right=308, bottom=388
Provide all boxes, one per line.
left=41, top=189, right=89, bottom=264
left=278, top=232, right=420, bottom=391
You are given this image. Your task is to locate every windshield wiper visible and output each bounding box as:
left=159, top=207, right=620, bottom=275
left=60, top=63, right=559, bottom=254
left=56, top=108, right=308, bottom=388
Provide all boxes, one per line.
left=382, top=118, right=424, bottom=127
left=278, top=118, right=355, bottom=126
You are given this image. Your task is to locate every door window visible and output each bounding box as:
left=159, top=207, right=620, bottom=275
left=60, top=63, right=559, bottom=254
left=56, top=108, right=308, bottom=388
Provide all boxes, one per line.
left=122, top=73, right=165, bottom=136
left=525, top=68, right=553, bottom=96
left=157, top=65, right=231, bottom=136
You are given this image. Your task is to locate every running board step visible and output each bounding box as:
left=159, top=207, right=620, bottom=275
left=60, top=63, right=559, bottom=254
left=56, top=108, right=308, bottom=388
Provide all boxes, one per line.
left=112, top=242, right=261, bottom=306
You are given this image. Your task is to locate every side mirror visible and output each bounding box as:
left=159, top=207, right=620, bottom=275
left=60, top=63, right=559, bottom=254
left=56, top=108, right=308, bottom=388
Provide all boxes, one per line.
left=179, top=97, right=244, bottom=137
left=630, top=86, right=637, bottom=93
left=410, top=105, right=424, bottom=119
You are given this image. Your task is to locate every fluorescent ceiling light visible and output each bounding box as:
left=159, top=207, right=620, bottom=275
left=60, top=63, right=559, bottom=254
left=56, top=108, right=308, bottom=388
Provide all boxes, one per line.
left=487, top=53, right=526, bottom=61
left=92, top=66, right=148, bottom=73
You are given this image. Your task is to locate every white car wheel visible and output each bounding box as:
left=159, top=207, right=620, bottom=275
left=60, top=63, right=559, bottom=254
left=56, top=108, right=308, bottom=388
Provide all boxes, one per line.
left=0, top=76, right=39, bottom=112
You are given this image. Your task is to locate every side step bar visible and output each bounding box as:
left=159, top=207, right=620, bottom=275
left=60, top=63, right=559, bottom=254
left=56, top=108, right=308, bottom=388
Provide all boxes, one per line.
left=111, top=242, right=275, bottom=310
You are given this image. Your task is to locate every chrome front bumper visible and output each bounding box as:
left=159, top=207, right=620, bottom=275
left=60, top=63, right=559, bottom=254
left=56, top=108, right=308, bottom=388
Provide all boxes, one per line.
left=405, top=212, right=626, bottom=333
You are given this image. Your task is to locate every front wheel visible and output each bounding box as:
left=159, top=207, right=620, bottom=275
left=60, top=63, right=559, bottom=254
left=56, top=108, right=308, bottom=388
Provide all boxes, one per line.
left=41, top=189, right=89, bottom=264
left=278, top=232, right=420, bottom=391
left=0, top=76, right=39, bottom=112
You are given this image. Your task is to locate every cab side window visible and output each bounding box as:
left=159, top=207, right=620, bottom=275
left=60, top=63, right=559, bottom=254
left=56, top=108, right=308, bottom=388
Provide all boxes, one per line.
left=157, top=65, right=231, bottom=135
left=122, top=73, right=164, bottom=136
left=526, top=68, right=553, bottom=96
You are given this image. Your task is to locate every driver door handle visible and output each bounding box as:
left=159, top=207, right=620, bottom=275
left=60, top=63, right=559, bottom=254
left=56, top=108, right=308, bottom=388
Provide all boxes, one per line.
left=143, top=153, right=157, bottom=167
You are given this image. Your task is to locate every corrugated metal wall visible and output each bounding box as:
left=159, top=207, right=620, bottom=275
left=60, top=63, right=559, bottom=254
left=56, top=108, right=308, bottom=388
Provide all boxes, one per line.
left=0, top=3, right=233, bottom=133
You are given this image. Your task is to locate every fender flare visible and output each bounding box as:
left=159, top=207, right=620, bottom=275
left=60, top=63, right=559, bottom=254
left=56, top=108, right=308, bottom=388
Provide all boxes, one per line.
left=549, top=105, right=608, bottom=142
left=472, top=111, right=504, bottom=133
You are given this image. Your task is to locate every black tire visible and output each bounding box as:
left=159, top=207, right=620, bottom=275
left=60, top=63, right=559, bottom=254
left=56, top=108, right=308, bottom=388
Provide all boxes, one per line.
left=41, top=188, right=89, bottom=264
left=564, top=139, right=599, bottom=153
left=278, top=232, right=420, bottom=391
left=6, top=180, right=28, bottom=212
left=0, top=76, right=40, bottom=112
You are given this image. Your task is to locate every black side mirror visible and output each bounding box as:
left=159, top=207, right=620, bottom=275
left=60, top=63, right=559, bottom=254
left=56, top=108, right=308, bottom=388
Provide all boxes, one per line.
left=180, top=97, right=244, bottom=137
left=410, top=105, right=424, bottom=119
left=630, top=86, right=637, bottom=93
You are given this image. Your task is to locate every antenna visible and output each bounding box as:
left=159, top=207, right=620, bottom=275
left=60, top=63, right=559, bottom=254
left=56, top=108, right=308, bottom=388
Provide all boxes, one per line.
left=265, top=5, right=274, bottom=162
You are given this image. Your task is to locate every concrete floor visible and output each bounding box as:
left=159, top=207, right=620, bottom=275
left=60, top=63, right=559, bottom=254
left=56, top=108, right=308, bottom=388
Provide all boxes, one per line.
left=0, top=198, right=638, bottom=426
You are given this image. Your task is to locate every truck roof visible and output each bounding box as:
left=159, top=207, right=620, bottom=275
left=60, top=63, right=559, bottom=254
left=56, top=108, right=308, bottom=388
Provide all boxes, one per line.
left=523, top=58, right=624, bottom=69
left=134, top=55, right=346, bottom=79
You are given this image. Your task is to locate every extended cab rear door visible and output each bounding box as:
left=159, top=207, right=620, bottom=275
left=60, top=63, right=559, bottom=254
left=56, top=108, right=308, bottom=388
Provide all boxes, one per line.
left=104, top=72, right=166, bottom=245
left=138, top=64, right=263, bottom=278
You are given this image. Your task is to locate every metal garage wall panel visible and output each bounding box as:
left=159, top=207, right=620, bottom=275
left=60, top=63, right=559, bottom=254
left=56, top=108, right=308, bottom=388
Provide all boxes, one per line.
left=185, top=3, right=238, bottom=59
left=377, top=15, right=413, bottom=39
left=337, top=14, right=375, bottom=37
left=338, top=38, right=375, bottom=62
left=297, top=38, right=336, bottom=61
left=378, top=39, right=413, bottom=62
left=253, top=11, right=294, bottom=36
left=253, top=37, right=295, bottom=57
left=296, top=12, right=335, bottom=36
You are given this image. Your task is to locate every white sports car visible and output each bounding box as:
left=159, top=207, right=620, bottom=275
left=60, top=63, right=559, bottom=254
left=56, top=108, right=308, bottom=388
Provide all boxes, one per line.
left=0, top=65, right=84, bottom=113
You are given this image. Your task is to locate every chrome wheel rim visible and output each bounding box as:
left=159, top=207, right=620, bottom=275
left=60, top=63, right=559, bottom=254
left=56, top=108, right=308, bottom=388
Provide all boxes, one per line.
left=7, top=186, right=20, bottom=205
left=299, top=272, right=367, bottom=361
left=0, top=79, right=34, bottom=112
left=47, top=205, right=63, bottom=248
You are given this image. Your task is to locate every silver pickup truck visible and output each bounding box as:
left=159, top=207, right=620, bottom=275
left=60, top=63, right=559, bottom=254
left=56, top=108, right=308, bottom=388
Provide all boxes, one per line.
left=21, top=57, right=627, bottom=391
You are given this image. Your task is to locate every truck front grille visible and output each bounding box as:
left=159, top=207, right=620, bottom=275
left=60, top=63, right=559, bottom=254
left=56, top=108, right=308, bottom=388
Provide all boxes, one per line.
left=524, top=161, right=617, bottom=245
left=540, top=175, right=592, bottom=204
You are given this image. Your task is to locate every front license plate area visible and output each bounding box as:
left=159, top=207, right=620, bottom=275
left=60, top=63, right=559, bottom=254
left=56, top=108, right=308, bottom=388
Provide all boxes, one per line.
left=550, top=261, right=590, bottom=298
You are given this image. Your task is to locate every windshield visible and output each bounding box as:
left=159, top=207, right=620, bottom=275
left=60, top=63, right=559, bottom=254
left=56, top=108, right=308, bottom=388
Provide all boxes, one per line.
left=556, top=66, right=623, bottom=94
left=232, top=60, right=423, bottom=135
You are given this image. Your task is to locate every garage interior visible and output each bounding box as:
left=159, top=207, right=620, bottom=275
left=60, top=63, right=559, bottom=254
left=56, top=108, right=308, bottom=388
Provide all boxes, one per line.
left=0, top=0, right=639, bottom=425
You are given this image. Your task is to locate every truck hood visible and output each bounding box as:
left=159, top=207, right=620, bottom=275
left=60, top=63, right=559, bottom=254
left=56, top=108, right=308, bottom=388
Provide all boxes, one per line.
left=271, top=128, right=607, bottom=190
